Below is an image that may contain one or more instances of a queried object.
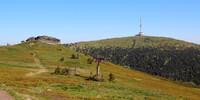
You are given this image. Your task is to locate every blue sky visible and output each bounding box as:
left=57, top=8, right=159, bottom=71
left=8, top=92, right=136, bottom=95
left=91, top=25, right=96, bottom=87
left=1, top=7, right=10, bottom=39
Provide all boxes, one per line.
left=0, top=0, right=199, bottom=44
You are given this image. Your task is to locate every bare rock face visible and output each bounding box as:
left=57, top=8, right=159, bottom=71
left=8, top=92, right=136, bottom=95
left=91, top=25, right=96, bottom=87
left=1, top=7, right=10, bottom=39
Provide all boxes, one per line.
left=26, top=36, right=61, bottom=44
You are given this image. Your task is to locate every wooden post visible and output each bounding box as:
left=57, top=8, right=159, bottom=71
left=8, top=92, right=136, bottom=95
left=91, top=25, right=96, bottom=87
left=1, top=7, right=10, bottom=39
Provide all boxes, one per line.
left=96, top=59, right=100, bottom=77
left=95, top=57, right=104, bottom=78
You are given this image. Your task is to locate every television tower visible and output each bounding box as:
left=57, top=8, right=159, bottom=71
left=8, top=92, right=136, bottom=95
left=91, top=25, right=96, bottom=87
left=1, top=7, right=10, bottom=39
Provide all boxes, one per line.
left=136, top=17, right=144, bottom=36
left=140, top=17, right=142, bottom=33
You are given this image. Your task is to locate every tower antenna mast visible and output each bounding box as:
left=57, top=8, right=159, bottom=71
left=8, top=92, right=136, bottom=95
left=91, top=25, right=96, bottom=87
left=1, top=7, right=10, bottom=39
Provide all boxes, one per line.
left=140, top=17, right=142, bottom=33
left=136, top=17, right=144, bottom=36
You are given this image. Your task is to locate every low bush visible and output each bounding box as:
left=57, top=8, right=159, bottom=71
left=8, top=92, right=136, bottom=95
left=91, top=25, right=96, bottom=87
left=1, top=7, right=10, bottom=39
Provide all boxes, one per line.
left=71, top=54, right=79, bottom=59
left=60, top=57, right=65, bottom=62
left=109, top=73, right=115, bottom=81
left=87, top=58, right=93, bottom=64
left=54, top=66, right=61, bottom=74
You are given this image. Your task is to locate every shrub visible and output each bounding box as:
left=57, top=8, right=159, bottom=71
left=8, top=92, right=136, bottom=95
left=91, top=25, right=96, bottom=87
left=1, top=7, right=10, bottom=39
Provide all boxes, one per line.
left=109, top=73, right=115, bottom=81
left=57, top=48, right=62, bottom=51
left=60, top=57, right=65, bottom=62
left=30, top=52, right=34, bottom=56
left=54, top=66, right=61, bottom=74
left=71, top=54, right=79, bottom=59
left=71, top=54, right=76, bottom=59
left=87, top=58, right=93, bottom=64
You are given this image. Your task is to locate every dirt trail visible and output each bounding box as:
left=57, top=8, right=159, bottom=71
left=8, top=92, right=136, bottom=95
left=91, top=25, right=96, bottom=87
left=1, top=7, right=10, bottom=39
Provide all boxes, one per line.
left=26, top=53, right=48, bottom=77
left=0, top=90, right=13, bottom=100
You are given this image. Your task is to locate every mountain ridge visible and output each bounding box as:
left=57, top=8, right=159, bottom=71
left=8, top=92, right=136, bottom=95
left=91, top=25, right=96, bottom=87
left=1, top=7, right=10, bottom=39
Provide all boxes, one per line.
left=72, top=36, right=199, bottom=49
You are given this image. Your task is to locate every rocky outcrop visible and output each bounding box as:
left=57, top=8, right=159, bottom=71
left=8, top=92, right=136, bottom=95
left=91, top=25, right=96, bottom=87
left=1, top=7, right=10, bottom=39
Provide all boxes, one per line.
left=26, top=36, right=61, bottom=44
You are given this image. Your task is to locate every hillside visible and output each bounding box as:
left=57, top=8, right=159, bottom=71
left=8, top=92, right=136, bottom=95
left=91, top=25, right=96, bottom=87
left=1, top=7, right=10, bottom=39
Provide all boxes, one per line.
left=0, top=41, right=200, bottom=100
left=70, top=36, right=200, bottom=85
left=73, top=36, right=199, bottom=49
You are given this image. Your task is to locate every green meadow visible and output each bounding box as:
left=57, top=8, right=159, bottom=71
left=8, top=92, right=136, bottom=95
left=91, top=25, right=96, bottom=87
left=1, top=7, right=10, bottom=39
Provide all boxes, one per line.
left=0, top=41, right=200, bottom=100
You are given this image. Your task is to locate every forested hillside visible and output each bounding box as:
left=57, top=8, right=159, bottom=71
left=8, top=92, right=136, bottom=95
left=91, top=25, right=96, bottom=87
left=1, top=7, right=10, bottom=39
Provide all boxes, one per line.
left=70, top=36, right=200, bottom=85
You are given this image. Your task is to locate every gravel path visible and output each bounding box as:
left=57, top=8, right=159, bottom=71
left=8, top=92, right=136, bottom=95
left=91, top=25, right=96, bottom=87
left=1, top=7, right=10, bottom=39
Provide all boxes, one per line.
left=26, top=53, right=48, bottom=77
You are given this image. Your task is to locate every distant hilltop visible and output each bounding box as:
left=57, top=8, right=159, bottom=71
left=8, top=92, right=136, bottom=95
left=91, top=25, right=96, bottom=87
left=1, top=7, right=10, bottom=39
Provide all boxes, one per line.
left=26, top=36, right=61, bottom=44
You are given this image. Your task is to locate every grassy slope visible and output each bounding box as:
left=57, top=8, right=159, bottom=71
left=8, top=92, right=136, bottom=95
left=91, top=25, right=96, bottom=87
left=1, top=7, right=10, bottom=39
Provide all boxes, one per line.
left=75, top=36, right=199, bottom=49
left=0, top=41, right=200, bottom=100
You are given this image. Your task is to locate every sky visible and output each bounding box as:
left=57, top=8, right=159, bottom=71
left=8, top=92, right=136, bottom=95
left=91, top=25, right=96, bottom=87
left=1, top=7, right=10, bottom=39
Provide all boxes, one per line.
left=0, top=0, right=199, bottom=45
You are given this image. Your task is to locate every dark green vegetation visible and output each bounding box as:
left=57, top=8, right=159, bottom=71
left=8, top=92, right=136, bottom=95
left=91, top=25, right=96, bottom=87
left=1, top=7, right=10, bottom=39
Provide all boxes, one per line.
left=0, top=40, right=200, bottom=100
left=71, top=36, right=200, bottom=85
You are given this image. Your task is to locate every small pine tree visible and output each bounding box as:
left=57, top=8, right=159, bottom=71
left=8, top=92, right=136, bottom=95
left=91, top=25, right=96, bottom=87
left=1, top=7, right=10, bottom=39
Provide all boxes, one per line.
left=60, top=57, right=65, bottom=62
left=71, top=54, right=79, bottom=59
left=87, top=58, right=93, bottom=64
left=109, top=73, right=115, bottom=81
left=71, top=54, right=76, bottom=59
left=54, top=66, right=61, bottom=74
